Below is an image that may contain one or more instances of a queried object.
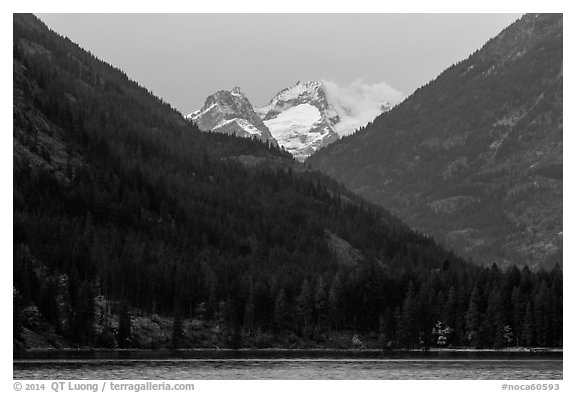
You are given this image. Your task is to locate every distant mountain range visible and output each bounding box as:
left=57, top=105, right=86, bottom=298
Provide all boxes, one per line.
left=308, top=14, right=563, bottom=270
left=188, top=81, right=391, bottom=161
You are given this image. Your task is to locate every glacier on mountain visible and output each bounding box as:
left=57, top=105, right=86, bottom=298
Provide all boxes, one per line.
left=187, top=81, right=397, bottom=161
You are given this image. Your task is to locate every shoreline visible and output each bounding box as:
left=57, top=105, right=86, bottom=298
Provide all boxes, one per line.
left=14, top=347, right=563, bottom=361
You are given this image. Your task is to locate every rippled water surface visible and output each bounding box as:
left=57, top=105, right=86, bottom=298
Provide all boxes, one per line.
left=14, top=358, right=562, bottom=379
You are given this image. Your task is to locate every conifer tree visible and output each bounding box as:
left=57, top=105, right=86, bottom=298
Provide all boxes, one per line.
left=296, top=279, right=313, bottom=338
left=315, top=277, right=329, bottom=337
left=243, top=282, right=256, bottom=337
left=522, top=302, right=534, bottom=347
left=172, top=308, right=184, bottom=349
left=399, top=283, right=417, bottom=348
left=466, top=287, right=482, bottom=347
left=273, top=288, right=290, bottom=333
left=118, top=303, right=132, bottom=348
left=328, top=272, right=344, bottom=331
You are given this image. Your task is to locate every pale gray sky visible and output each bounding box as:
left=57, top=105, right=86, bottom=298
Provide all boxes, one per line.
left=36, top=13, right=521, bottom=115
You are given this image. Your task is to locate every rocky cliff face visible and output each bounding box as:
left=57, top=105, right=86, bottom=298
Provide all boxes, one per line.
left=187, top=87, right=277, bottom=145
left=308, top=14, right=563, bottom=270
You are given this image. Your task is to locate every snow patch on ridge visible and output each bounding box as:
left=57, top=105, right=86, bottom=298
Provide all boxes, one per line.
left=272, top=81, right=321, bottom=102
left=213, top=118, right=263, bottom=136
left=186, top=102, right=217, bottom=121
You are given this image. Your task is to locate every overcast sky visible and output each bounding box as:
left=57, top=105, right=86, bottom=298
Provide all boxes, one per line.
left=36, top=13, right=521, bottom=115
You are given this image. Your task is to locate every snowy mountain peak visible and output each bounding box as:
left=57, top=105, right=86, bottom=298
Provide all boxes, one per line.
left=256, top=81, right=339, bottom=161
left=187, top=81, right=394, bottom=161
left=186, top=87, right=277, bottom=145
left=262, top=81, right=326, bottom=114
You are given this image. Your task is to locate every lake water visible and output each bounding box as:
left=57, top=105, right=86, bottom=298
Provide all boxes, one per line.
left=14, top=351, right=562, bottom=379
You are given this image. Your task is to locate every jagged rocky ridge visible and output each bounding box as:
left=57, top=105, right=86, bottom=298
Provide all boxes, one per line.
left=188, top=81, right=391, bottom=161
left=186, top=87, right=277, bottom=145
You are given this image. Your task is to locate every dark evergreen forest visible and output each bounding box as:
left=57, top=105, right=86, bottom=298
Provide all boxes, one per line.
left=13, top=14, right=562, bottom=352
left=307, top=14, right=563, bottom=271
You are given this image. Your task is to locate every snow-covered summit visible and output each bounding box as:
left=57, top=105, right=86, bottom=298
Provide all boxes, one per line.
left=186, top=81, right=394, bottom=161
left=256, top=81, right=340, bottom=161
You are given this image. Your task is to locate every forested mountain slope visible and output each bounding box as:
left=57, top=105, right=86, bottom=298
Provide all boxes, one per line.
left=308, top=14, right=562, bottom=270
left=13, top=14, right=561, bottom=351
